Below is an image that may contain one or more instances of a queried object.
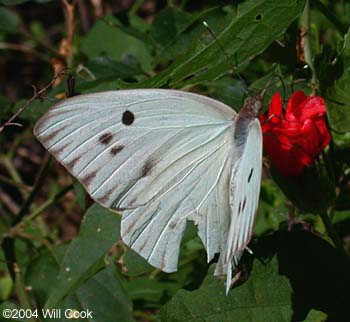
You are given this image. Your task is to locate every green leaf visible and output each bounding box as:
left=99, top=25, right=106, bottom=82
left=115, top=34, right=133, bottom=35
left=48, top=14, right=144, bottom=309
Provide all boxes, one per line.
left=254, top=180, right=288, bottom=235
left=332, top=210, right=350, bottom=225
left=11, top=98, right=52, bottom=125
left=161, top=230, right=350, bottom=321
left=151, top=7, right=231, bottom=67
left=0, top=273, right=12, bottom=301
left=304, top=310, right=328, bottom=322
left=0, top=302, right=24, bottom=322
left=0, top=0, right=29, bottom=5
left=25, top=245, right=67, bottom=307
left=26, top=247, right=132, bottom=322
left=72, top=179, right=86, bottom=211
left=123, top=247, right=153, bottom=277
left=161, top=257, right=294, bottom=322
left=81, top=16, right=152, bottom=72
left=126, top=277, right=178, bottom=303
left=60, top=264, right=132, bottom=322
left=140, top=0, right=306, bottom=88
left=0, top=7, right=20, bottom=34
left=200, top=77, right=246, bottom=110
left=325, top=28, right=350, bottom=133
left=44, top=203, right=121, bottom=308
left=82, top=56, right=143, bottom=79
left=150, top=7, right=193, bottom=49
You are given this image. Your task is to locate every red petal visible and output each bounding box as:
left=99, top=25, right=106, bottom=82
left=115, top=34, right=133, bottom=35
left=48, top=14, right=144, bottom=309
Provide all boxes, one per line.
left=293, top=96, right=327, bottom=123
left=263, top=133, right=310, bottom=176
left=268, top=92, right=283, bottom=123
left=300, top=120, right=322, bottom=156
left=313, top=117, right=331, bottom=152
left=261, top=91, right=331, bottom=176
left=285, top=90, right=307, bottom=121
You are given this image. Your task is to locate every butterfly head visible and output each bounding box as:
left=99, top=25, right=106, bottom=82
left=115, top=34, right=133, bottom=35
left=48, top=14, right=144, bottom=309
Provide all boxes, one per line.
left=242, top=95, right=262, bottom=117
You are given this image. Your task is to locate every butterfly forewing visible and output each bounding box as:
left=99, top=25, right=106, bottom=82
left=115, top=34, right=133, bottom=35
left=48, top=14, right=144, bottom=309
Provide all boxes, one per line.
left=223, top=117, right=262, bottom=293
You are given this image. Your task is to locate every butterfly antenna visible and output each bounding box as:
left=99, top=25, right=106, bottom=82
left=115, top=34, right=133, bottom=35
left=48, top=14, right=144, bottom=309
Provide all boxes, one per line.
left=202, top=21, right=249, bottom=95
left=274, top=73, right=286, bottom=102
left=258, top=73, right=286, bottom=102
left=260, top=77, right=273, bottom=98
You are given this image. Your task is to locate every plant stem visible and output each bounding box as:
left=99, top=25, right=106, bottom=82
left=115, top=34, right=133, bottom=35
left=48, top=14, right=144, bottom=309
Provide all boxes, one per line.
left=320, top=211, right=349, bottom=260
left=1, top=155, right=51, bottom=278
left=0, top=174, right=32, bottom=192
left=129, top=0, right=144, bottom=15
left=302, top=0, right=317, bottom=86
left=12, top=155, right=51, bottom=226
left=13, top=184, right=73, bottom=231
left=1, top=157, right=24, bottom=188
left=14, top=263, right=38, bottom=322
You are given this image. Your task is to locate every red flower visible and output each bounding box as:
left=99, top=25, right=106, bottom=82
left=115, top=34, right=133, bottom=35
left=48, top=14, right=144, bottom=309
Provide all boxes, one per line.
left=259, top=90, right=331, bottom=176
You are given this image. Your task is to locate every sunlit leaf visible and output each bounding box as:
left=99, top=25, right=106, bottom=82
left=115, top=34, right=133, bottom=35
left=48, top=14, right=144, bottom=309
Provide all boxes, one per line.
left=161, top=230, right=350, bottom=321
left=139, top=0, right=306, bottom=88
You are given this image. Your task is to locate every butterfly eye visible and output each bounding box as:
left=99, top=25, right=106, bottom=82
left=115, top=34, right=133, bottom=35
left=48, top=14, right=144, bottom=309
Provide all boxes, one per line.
left=122, top=110, right=135, bottom=125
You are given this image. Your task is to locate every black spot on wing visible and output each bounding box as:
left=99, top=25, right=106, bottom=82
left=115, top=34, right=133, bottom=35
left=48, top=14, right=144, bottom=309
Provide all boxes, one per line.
left=65, top=155, right=82, bottom=171
left=238, top=196, right=247, bottom=216
left=142, top=158, right=153, bottom=177
left=110, top=145, right=124, bottom=156
left=248, top=168, right=254, bottom=183
left=122, top=110, right=135, bottom=125
left=81, top=170, right=97, bottom=187
left=242, top=196, right=247, bottom=212
left=97, top=187, right=114, bottom=205
left=169, top=219, right=178, bottom=230
left=99, top=133, right=113, bottom=145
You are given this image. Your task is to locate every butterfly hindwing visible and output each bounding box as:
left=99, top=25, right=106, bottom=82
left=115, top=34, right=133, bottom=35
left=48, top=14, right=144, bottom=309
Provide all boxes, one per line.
left=121, top=131, right=233, bottom=271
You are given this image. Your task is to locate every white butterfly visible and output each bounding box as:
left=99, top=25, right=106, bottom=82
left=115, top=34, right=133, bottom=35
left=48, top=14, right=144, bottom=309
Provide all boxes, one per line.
left=34, top=89, right=262, bottom=293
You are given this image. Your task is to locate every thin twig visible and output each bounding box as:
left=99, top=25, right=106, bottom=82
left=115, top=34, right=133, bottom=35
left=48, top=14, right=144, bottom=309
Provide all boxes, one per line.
left=0, top=174, right=32, bottom=192
left=129, top=0, right=144, bottom=15
left=12, top=154, right=51, bottom=226
left=12, top=184, right=74, bottom=232
left=76, top=0, right=91, bottom=33
left=13, top=263, right=37, bottom=322
left=0, top=189, right=20, bottom=214
left=91, top=0, right=103, bottom=18
left=0, top=157, right=24, bottom=187
left=1, top=154, right=51, bottom=279
left=0, top=71, right=66, bottom=134
left=0, top=42, right=50, bottom=62
left=61, top=0, right=76, bottom=60
left=16, top=231, right=57, bottom=261
left=20, top=26, right=63, bottom=59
